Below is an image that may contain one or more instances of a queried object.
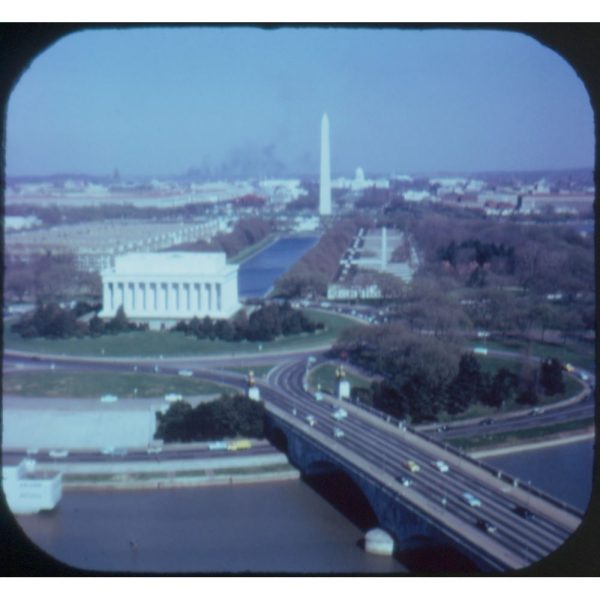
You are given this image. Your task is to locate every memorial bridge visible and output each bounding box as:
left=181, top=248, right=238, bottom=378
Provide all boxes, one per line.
left=253, top=358, right=583, bottom=572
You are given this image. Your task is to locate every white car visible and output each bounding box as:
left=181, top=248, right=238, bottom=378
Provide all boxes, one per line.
left=101, top=446, right=116, bottom=455
left=100, top=394, right=119, bottom=403
left=434, top=460, right=449, bottom=473
left=306, top=415, right=316, bottom=427
left=332, top=408, right=348, bottom=421
left=164, top=393, right=183, bottom=403
left=463, top=492, right=482, bottom=508
left=333, top=427, right=345, bottom=439
left=178, top=369, right=194, bottom=377
left=49, top=449, right=69, bottom=459
left=208, top=441, right=228, bottom=451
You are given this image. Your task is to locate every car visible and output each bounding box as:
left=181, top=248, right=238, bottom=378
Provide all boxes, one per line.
left=479, top=418, right=494, bottom=426
left=113, top=448, right=128, bottom=457
left=514, top=505, right=534, bottom=519
left=146, top=445, right=163, bottom=455
left=306, top=415, right=316, bottom=426
left=476, top=519, right=497, bottom=534
left=579, top=371, right=589, bottom=381
left=314, top=391, right=324, bottom=401
left=164, top=393, right=183, bottom=403
left=26, top=448, right=39, bottom=456
left=178, top=369, right=194, bottom=377
left=208, top=441, right=228, bottom=451
left=333, top=427, right=345, bottom=439
left=436, top=425, right=449, bottom=432
left=101, top=446, right=116, bottom=455
left=332, top=408, right=348, bottom=421
left=49, top=449, right=69, bottom=459
left=462, top=492, right=482, bottom=507
left=100, top=394, right=119, bottom=403
left=154, top=365, right=160, bottom=373
left=396, top=475, right=414, bottom=487
left=406, top=460, right=420, bottom=473
left=434, top=460, right=449, bottom=473
left=529, top=407, right=545, bottom=416
left=49, top=363, right=56, bottom=370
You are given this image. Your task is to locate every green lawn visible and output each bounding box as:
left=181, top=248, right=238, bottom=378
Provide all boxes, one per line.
left=448, top=418, right=595, bottom=451
left=3, top=309, right=356, bottom=358
left=468, top=338, right=595, bottom=372
left=220, top=365, right=275, bottom=378
left=3, top=371, right=234, bottom=399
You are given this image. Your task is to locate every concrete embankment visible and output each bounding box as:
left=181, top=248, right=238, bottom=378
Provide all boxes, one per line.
left=470, top=430, right=595, bottom=459
left=48, top=450, right=300, bottom=491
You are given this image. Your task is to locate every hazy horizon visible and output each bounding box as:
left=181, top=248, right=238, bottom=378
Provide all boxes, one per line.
left=6, top=27, right=595, bottom=179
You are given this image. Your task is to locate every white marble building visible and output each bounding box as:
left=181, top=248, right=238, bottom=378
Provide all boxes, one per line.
left=99, top=252, right=240, bottom=329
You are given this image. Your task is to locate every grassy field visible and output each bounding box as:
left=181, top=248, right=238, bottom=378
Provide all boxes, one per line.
left=220, top=365, right=275, bottom=378
left=3, top=308, right=356, bottom=358
left=3, top=371, right=234, bottom=399
left=448, top=418, right=595, bottom=451
left=468, top=337, right=595, bottom=372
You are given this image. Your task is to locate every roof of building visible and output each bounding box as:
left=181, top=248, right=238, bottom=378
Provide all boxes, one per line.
left=109, top=252, right=236, bottom=276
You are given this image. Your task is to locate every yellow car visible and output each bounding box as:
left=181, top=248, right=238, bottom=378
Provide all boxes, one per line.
left=406, top=460, right=420, bottom=473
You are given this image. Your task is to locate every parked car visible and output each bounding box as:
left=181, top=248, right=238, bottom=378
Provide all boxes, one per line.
left=462, top=492, right=482, bottom=507
left=178, top=369, right=194, bottom=377
left=476, top=518, right=497, bottom=534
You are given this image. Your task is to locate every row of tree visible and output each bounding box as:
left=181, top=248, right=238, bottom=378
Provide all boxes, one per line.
left=11, top=303, right=146, bottom=339
left=274, top=216, right=373, bottom=298
left=334, top=323, right=565, bottom=423
left=155, top=394, right=265, bottom=442
left=173, top=302, right=324, bottom=342
left=4, top=252, right=101, bottom=304
left=170, top=217, right=273, bottom=259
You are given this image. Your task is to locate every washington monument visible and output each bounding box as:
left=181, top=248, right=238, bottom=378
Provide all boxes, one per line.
left=319, top=113, right=332, bottom=216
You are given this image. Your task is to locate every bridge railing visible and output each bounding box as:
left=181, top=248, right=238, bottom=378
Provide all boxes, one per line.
left=344, top=395, right=585, bottom=519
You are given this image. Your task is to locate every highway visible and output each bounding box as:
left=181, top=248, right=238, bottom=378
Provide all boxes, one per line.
left=2, top=351, right=587, bottom=570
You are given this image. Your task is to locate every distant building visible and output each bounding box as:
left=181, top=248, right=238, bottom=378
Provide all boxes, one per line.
left=319, top=113, right=332, bottom=216
left=98, top=252, right=240, bottom=329
left=2, top=458, right=62, bottom=515
left=5, top=219, right=222, bottom=272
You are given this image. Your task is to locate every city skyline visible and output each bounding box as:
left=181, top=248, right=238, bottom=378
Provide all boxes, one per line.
left=6, top=27, right=595, bottom=179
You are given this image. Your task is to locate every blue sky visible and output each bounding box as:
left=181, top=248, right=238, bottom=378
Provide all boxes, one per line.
left=6, top=26, right=595, bottom=178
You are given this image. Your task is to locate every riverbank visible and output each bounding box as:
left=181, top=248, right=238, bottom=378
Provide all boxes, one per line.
left=39, top=449, right=300, bottom=490
left=470, top=430, right=595, bottom=459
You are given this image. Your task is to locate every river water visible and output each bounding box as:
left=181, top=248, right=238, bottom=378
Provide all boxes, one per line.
left=14, top=479, right=406, bottom=574
left=238, top=236, right=318, bottom=298
left=483, top=439, right=595, bottom=512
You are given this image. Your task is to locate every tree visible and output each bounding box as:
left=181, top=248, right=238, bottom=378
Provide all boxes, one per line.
left=487, top=368, right=520, bottom=408
left=539, top=358, right=565, bottom=396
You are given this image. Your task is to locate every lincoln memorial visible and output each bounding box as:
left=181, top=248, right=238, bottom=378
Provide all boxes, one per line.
left=98, top=252, right=240, bottom=329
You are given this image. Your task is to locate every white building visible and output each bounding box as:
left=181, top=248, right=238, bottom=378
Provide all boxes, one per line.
left=99, top=252, right=240, bottom=329
left=2, top=458, right=62, bottom=515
